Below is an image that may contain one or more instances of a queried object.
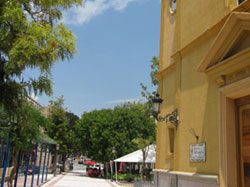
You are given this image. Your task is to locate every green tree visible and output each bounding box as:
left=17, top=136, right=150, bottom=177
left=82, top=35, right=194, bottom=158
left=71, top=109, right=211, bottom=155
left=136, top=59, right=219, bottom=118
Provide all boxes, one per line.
left=0, top=102, right=51, bottom=185
left=0, top=108, right=9, bottom=139
left=65, top=111, right=79, bottom=153
left=46, top=96, right=76, bottom=170
left=0, top=0, right=81, bottom=116
left=75, top=102, right=156, bottom=163
left=140, top=56, right=159, bottom=115
left=0, top=102, right=50, bottom=149
left=132, top=137, right=154, bottom=180
left=66, top=112, right=79, bottom=129
left=130, top=56, right=159, bottom=180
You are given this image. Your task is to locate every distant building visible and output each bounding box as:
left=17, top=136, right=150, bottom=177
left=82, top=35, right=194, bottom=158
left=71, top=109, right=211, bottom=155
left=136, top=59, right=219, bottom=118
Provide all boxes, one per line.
left=27, top=96, right=50, bottom=118
left=27, top=96, right=56, bottom=168
left=154, top=0, right=250, bottom=187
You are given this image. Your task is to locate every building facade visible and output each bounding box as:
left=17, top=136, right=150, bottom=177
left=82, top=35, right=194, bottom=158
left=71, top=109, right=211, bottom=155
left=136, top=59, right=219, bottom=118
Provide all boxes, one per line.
left=154, top=0, right=250, bottom=187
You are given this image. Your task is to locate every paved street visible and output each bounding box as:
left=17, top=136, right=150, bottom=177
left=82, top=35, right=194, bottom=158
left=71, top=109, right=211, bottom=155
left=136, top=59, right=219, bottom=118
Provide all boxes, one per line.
left=41, top=161, right=123, bottom=187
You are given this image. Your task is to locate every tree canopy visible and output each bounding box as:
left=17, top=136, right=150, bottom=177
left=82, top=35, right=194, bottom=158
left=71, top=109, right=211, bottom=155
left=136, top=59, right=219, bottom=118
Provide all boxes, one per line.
left=0, top=0, right=81, bottom=116
left=132, top=137, right=154, bottom=180
left=46, top=96, right=78, bottom=165
left=0, top=101, right=51, bottom=150
left=75, top=102, right=156, bottom=163
left=140, top=56, right=159, bottom=116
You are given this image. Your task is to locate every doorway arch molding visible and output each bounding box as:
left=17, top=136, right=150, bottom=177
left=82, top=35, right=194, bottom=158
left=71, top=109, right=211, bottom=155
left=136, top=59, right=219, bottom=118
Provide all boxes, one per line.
left=219, top=76, right=250, bottom=187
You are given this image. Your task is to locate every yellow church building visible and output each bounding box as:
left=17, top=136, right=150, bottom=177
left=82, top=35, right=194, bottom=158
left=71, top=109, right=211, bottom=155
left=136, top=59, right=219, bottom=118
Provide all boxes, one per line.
left=153, top=0, right=250, bottom=186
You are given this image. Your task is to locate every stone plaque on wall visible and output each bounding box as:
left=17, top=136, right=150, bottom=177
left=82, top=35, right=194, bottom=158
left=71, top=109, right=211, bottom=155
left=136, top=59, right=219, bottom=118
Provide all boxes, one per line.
left=189, top=143, right=206, bottom=162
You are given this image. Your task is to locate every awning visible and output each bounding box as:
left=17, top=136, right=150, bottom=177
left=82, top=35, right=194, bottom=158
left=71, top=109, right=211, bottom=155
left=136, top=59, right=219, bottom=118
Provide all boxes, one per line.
left=36, top=133, right=57, bottom=145
left=114, top=144, right=156, bottom=163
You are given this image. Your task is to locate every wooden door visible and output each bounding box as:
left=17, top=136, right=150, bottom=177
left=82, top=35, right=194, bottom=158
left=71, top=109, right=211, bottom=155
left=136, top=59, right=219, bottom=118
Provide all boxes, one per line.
left=239, top=104, right=250, bottom=187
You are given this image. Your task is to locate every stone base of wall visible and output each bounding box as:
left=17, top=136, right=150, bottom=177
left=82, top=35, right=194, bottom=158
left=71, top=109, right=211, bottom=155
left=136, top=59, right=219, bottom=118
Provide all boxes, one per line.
left=134, top=180, right=154, bottom=187
left=153, top=169, right=219, bottom=187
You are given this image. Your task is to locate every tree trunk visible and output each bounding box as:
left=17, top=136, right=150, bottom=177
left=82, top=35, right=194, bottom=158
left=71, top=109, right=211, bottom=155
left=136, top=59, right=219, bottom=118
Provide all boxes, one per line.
left=141, top=150, right=145, bottom=181
left=7, top=151, right=18, bottom=187
left=62, top=154, right=66, bottom=172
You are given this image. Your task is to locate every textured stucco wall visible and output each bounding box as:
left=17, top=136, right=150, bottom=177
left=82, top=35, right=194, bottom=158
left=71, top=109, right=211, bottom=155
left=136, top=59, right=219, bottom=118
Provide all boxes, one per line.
left=156, top=0, right=240, bottom=175
left=159, top=0, right=177, bottom=71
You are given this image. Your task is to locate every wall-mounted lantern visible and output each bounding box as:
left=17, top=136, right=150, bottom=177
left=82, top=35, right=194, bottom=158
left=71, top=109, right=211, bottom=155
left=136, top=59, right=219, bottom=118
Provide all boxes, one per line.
left=152, top=94, right=179, bottom=129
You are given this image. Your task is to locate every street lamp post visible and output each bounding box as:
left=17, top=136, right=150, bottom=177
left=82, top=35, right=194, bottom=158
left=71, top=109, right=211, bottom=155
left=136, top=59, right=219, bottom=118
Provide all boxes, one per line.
left=54, top=144, right=60, bottom=177
left=111, top=147, right=116, bottom=182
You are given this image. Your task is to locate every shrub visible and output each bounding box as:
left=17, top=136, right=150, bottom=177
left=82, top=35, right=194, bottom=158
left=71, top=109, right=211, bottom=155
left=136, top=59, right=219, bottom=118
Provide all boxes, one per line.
left=145, top=174, right=153, bottom=181
left=118, top=174, right=126, bottom=180
left=124, top=173, right=134, bottom=182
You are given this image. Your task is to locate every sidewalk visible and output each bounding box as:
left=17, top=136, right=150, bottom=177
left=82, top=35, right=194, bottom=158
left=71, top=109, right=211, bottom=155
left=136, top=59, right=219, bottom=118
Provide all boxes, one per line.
left=3, top=173, right=54, bottom=187
left=40, top=172, right=132, bottom=187
left=40, top=173, right=65, bottom=187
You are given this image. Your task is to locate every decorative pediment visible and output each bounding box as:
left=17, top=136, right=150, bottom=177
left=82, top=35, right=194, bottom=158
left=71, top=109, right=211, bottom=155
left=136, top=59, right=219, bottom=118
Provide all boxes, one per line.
left=197, top=12, right=250, bottom=74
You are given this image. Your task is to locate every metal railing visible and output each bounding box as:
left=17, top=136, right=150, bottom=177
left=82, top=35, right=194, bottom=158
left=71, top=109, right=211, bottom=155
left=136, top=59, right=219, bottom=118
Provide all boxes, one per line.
left=0, top=135, right=53, bottom=187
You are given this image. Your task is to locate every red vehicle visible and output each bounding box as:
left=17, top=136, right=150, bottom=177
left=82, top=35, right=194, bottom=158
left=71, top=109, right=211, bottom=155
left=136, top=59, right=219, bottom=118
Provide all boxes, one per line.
left=84, top=160, right=96, bottom=165
left=88, top=168, right=100, bottom=177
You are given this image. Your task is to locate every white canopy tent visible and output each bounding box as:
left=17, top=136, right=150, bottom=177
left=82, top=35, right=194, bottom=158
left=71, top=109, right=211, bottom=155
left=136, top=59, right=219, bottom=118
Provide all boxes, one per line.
left=113, top=144, right=156, bottom=181
left=114, top=144, right=156, bottom=163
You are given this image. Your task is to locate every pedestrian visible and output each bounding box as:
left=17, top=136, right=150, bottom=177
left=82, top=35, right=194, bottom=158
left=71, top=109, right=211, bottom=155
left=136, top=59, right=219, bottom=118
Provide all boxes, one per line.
left=100, top=168, right=104, bottom=178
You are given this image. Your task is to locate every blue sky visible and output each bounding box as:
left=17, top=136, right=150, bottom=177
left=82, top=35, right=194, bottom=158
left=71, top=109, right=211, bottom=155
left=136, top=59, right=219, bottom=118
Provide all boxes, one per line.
left=30, top=0, right=161, bottom=117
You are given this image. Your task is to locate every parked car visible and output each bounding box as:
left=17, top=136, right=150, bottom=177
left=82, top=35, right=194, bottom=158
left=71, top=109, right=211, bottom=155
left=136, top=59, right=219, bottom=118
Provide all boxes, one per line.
left=83, top=160, right=96, bottom=165
left=78, top=156, right=87, bottom=164
left=89, top=164, right=100, bottom=170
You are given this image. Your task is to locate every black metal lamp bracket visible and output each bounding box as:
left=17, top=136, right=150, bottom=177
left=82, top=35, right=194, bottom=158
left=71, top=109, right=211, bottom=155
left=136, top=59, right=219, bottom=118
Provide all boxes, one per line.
left=156, top=109, right=178, bottom=129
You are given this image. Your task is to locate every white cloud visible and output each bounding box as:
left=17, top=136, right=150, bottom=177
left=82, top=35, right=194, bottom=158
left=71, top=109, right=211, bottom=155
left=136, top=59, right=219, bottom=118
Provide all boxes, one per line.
left=110, top=0, right=135, bottom=10
left=106, top=97, right=144, bottom=104
left=29, top=93, right=39, bottom=101
left=62, top=0, right=138, bottom=26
